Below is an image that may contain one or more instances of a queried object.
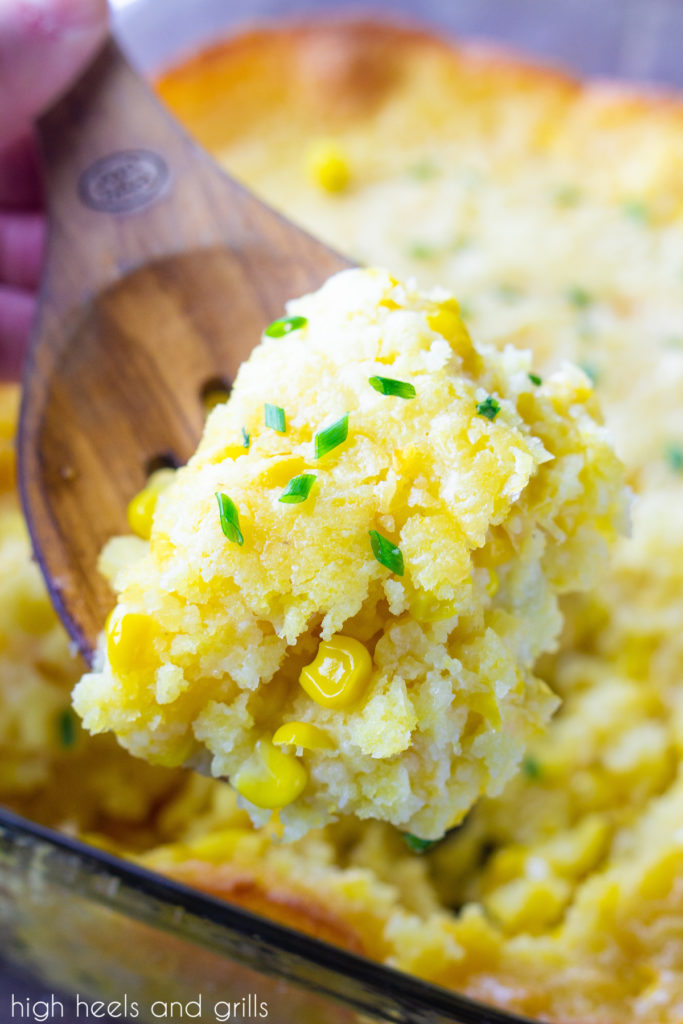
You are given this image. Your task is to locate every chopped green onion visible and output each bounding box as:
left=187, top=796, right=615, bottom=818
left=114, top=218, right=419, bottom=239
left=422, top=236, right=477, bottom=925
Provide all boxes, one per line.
left=528, top=373, right=542, bottom=386
left=403, top=833, right=438, bottom=853
left=554, top=184, right=581, bottom=207
left=497, top=283, right=522, bottom=303
left=215, top=492, right=243, bottom=545
left=407, top=159, right=438, bottom=181
left=368, top=376, right=416, bottom=400
left=264, top=315, right=308, bottom=338
left=265, top=403, right=286, bottom=434
left=567, top=286, right=593, bottom=309
left=476, top=396, right=501, bottom=421
left=579, top=361, right=599, bottom=385
left=279, top=473, right=317, bottom=504
left=57, top=708, right=78, bottom=750
left=522, top=755, right=542, bottom=781
left=408, top=241, right=437, bottom=261
left=314, top=414, right=348, bottom=459
left=664, top=442, right=683, bottom=473
left=241, top=427, right=251, bottom=449
left=623, top=200, right=649, bottom=223
left=369, top=529, right=404, bottom=576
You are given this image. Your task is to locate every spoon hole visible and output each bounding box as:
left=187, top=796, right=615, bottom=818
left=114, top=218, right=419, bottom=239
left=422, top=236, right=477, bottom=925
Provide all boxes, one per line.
left=201, top=376, right=232, bottom=414
left=145, top=451, right=182, bottom=478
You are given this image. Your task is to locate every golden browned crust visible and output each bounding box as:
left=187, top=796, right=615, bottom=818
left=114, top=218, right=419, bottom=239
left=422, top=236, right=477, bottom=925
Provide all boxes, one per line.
left=163, top=860, right=368, bottom=954
left=156, top=18, right=683, bottom=161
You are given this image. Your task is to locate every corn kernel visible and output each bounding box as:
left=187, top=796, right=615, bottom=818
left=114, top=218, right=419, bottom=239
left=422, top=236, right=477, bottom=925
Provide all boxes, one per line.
left=147, top=734, right=196, bottom=769
left=540, top=815, right=610, bottom=878
left=258, top=456, right=308, bottom=490
left=182, top=828, right=264, bottom=864
left=209, top=444, right=250, bottom=464
left=233, top=738, right=308, bottom=809
left=427, top=300, right=471, bottom=351
left=127, top=468, right=175, bottom=540
left=411, top=590, right=459, bottom=623
left=273, top=721, right=334, bottom=751
left=202, top=388, right=231, bottom=413
left=485, top=874, right=570, bottom=933
left=299, top=634, right=372, bottom=709
left=486, top=570, right=499, bottom=597
left=106, top=607, right=162, bottom=679
left=468, top=690, right=502, bottom=728
left=306, top=139, right=350, bottom=193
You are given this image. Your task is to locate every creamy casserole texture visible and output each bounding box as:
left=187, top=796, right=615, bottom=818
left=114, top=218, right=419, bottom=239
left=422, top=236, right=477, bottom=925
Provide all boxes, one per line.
left=73, top=267, right=623, bottom=839
left=2, top=21, right=683, bottom=1024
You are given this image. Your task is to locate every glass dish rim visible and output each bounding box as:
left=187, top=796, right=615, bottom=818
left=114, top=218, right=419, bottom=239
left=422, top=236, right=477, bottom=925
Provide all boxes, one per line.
left=0, top=804, right=535, bottom=1024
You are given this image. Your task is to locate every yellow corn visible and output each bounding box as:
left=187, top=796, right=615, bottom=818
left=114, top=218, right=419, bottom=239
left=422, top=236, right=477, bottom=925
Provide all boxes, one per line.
left=411, top=590, right=459, bottom=623
left=468, top=690, right=502, bottom=729
left=427, top=300, right=471, bottom=351
left=232, top=738, right=308, bottom=809
left=147, top=734, right=196, bottom=769
left=299, top=634, right=372, bottom=709
left=106, top=607, right=162, bottom=679
left=127, top=468, right=175, bottom=540
left=202, top=387, right=231, bottom=413
left=485, top=874, right=571, bottom=933
left=272, top=721, right=333, bottom=751
left=258, top=456, right=308, bottom=490
left=207, top=443, right=250, bottom=465
left=182, top=828, right=265, bottom=864
left=306, top=139, right=350, bottom=193
left=486, top=570, right=499, bottom=597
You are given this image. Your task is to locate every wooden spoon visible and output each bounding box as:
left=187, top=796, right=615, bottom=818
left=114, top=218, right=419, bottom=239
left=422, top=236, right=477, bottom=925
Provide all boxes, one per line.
left=18, top=39, right=351, bottom=665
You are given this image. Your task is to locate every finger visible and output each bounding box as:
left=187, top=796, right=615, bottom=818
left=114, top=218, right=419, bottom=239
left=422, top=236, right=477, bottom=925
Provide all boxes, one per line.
left=0, top=134, right=43, bottom=210
left=0, top=0, right=109, bottom=147
left=0, top=211, right=45, bottom=289
left=0, top=286, right=35, bottom=380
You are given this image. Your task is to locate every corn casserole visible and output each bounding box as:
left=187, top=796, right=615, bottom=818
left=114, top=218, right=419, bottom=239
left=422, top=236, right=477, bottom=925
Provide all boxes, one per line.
left=2, top=19, right=683, bottom=1024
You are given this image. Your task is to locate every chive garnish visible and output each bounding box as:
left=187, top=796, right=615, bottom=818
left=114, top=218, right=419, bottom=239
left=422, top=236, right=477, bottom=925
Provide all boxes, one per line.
left=554, top=184, right=581, bottom=207
left=522, top=755, right=542, bottom=781
left=264, top=315, right=308, bottom=338
left=314, top=414, right=348, bottom=459
left=476, top=396, right=501, bottom=421
left=664, top=442, right=683, bottom=473
left=497, top=283, right=522, bottom=303
left=369, top=376, right=416, bottom=400
left=215, top=492, right=243, bottom=545
left=241, top=427, right=251, bottom=449
left=408, top=242, right=437, bottom=261
left=528, top=373, right=542, bottom=386
left=567, top=286, right=593, bottom=309
left=265, top=403, right=286, bottom=434
left=403, top=833, right=438, bottom=853
left=623, top=200, right=649, bottom=223
left=579, top=361, right=599, bottom=385
left=407, top=159, right=438, bottom=181
left=369, top=529, right=404, bottom=576
left=57, top=708, right=78, bottom=750
left=279, top=473, right=317, bottom=504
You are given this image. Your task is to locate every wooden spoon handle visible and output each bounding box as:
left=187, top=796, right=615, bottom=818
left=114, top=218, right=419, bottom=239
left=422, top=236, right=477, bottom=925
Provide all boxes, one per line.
left=37, top=37, right=231, bottom=317
left=21, top=37, right=353, bottom=659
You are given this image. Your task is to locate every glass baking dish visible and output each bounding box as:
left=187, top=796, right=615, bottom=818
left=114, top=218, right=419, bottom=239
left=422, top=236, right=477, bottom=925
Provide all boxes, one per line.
left=2, top=1, right=681, bottom=1021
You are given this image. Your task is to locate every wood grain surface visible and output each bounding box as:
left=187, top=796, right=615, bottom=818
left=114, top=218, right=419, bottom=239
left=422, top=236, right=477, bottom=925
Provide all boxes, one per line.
left=18, top=38, right=350, bottom=663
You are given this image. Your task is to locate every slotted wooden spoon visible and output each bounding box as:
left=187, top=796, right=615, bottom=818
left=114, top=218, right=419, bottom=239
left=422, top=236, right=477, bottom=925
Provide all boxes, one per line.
left=18, top=39, right=351, bottom=665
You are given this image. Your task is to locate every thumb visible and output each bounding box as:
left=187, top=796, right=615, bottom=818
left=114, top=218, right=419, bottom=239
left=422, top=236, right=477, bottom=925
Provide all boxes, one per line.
left=0, top=0, right=109, bottom=147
